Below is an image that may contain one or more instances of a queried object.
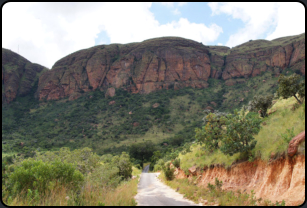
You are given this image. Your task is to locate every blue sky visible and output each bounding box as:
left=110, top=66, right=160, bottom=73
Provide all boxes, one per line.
left=2, top=2, right=305, bottom=68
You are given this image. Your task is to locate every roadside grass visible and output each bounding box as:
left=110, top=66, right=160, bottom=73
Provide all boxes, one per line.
left=159, top=173, right=286, bottom=206
left=158, top=173, right=280, bottom=206
left=3, top=165, right=141, bottom=206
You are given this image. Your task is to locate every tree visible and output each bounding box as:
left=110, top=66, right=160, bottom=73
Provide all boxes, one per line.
left=247, top=95, right=273, bottom=117
left=112, top=152, right=132, bottom=180
left=276, top=74, right=305, bottom=104
left=220, top=109, right=261, bottom=156
left=195, top=111, right=228, bottom=152
left=149, top=150, right=162, bottom=171
left=129, top=141, right=156, bottom=168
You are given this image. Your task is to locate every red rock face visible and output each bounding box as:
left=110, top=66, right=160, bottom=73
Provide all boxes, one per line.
left=2, top=48, right=48, bottom=104
left=35, top=34, right=305, bottom=101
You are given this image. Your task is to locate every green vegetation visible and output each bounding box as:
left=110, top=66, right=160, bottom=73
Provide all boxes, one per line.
left=2, top=147, right=141, bottom=206
left=195, top=111, right=228, bottom=152
left=276, top=73, right=305, bottom=104
left=162, top=162, right=175, bottom=181
left=248, top=94, right=273, bottom=117
left=195, top=107, right=261, bottom=158
left=220, top=108, right=261, bottom=156
left=178, top=95, right=305, bottom=172
left=2, top=70, right=281, bottom=160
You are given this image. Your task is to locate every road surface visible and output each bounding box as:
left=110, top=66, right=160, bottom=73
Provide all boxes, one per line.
left=135, top=165, right=199, bottom=206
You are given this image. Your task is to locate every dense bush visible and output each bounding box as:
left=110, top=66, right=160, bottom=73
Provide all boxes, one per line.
left=8, top=159, right=84, bottom=195
left=220, top=109, right=261, bottom=156
left=153, top=159, right=165, bottom=172
left=88, top=163, right=121, bottom=189
left=112, top=152, right=133, bottom=180
left=248, top=94, right=273, bottom=117
left=172, top=158, right=180, bottom=168
left=162, top=162, right=175, bottom=181
left=195, top=112, right=228, bottom=151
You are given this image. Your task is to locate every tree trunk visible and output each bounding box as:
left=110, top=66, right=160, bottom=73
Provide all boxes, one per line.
left=293, top=94, right=302, bottom=104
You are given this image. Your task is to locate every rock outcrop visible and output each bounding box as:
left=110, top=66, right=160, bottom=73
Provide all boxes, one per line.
left=288, top=131, right=305, bottom=157
left=36, top=33, right=305, bottom=101
left=105, top=87, right=116, bottom=98
left=174, top=155, right=305, bottom=206
left=2, top=48, right=48, bottom=104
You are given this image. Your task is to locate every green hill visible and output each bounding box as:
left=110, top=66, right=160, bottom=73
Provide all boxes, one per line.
left=2, top=69, right=284, bottom=158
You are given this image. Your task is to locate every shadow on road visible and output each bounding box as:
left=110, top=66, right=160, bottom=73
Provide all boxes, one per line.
left=135, top=164, right=199, bottom=206
left=142, top=164, right=150, bottom=173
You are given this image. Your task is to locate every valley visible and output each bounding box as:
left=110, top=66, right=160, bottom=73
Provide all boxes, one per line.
left=2, top=33, right=305, bottom=206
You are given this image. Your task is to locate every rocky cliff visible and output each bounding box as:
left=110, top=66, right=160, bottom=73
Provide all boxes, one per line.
left=2, top=48, right=48, bottom=104
left=174, top=154, right=305, bottom=206
left=31, top=33, right=307, bottom=101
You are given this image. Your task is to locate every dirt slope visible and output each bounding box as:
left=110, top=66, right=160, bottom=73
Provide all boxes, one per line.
left=174, top=154, right=305, bottom=206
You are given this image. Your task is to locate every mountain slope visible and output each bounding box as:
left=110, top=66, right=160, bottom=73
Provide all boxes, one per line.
left=170, top=96, right=305, bottom=206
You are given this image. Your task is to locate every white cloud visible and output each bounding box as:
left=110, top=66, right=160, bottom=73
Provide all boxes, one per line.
left=178, top=2, right=188, bottom=7
left=266, top=2, right=305, bottom=40
left=2, top=2, right=223, bottom=68
left=172, top=8, right=180, bottom=15
left=208, top=2, right=304, bottom=47
left=159, top=2, right=174, bottom=7
left=208, top=2, right=280, bottom=47
left=217, top=43, right=223, bottom=46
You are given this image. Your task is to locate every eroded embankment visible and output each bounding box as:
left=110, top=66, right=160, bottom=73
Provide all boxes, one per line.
left=174, top=154, right=305, bottom=206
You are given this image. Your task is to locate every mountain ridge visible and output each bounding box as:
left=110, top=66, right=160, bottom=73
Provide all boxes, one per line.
left=2, top=33, right=305, bottom=104
left=36, top=33, right=305, bottom=101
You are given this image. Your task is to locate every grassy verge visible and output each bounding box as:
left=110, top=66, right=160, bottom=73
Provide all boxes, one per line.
left=159, top=172, right=285, bottom=206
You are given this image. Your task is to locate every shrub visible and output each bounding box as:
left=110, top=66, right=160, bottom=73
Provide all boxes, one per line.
left=248, top=95, right=273, bottom=117
left=195, top=111, right=228, bottom=151
left=280, top=127, right=295, bottom=143
left=9, top=159, right=84, bottom=195
left=162, top=162, right=175, bottom=181
left=220, top=109, right=261, bottom=157
left=88, top=163, right=121, bottom=189
left=172, top=158, right=180, bottom=168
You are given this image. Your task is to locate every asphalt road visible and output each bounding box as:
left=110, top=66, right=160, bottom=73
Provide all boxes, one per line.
left=135, top=165, right=199, bottom=206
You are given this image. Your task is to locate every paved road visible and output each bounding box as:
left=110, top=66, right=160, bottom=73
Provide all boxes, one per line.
left=135, top=165, right=199, bottom=206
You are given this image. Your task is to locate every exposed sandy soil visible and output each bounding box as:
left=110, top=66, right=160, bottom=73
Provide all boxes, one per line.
left=175, top=154, right=305, bottom=206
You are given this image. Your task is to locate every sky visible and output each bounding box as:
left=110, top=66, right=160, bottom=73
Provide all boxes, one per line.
left=2, top=2, right=305, bottom=69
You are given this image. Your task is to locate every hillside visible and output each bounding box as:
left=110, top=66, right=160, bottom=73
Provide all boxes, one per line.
left=164, top=96, right=305, bottom=206
left=2, top=69, right=285, bottom=157
left=2, top=33, right=305, bottom=160
left=2, top=48, right=48, bottom=104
